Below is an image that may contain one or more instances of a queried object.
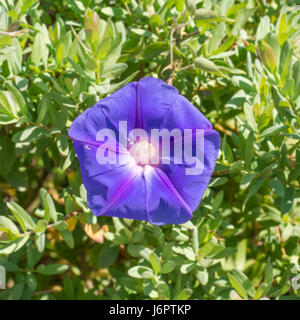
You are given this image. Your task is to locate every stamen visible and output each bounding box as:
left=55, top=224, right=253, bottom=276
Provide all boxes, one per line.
left=129, top=141, right=156, bottom=165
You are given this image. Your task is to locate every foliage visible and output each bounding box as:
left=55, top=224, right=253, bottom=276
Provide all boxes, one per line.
left=0, top=0, right=300, bottom=300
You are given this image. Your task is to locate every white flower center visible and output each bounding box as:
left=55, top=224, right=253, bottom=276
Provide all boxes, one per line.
left=129, top=141, right=156, bottom=165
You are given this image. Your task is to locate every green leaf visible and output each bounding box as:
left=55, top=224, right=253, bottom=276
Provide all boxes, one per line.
left=232, top=76, right=254, bottom=92
left=232, top=269, right=255, bottom=297
left=209, top=177, right=228, bottom=187
left=235, top=239, right=247, bottom=271
left=261, top=204, right=282, bottom=223
left=263, top=262, right=273, bottom=295
left=34, top=220, right=47, bottom=233
left=84, top=8, right=100, bottom=44
left=36, top=264, right=69, bottom=275
left=240, top=174, right=255, bottom=190
left=198, top=241, right=214, bottom=258
left=101, top=7, right=126, bottom=18
left=26, top=272, right=37, bottom=292
left=243, top=103, right=257, bottom=131
left=265, top=33, right=280, bottom=68
left=161, top=260, right=177, bottom=274
left=27, top=241, right=43, bottom=269
left=244, top=132, right=254, bottom=168
left=211, top=190, right=224, bottom=214
left=293, top=61, right=300, bottom=101
left=149, top=252, right=161, bottom=274
left=232, top=8, right=256, bottom=35
left=196, top=270, right=209, bottom=285
left=242, top=178, right=265, bottom=211
left=269, top=177, right=285, bottom=197
left=142, top=41, right=169, bottom=60
left=254, top=283, right=268, bottom=300
left=256, top=16, right=270, bottom=41
left=208, top=22, right=226, bottom=55
left=60, top=229, right=74, bottom=249
left=5, top=82, right=28, bottom=118
left=63, top=275, right=74, bottom=299
left=7, top=202, right=36, bottom=232
left=102, top=33, right=122, bottom=70
left=227, top=272, right=247, bottom=299
left=0, top=235, right=29, bottom=254
left=8, top=282, right=25, bottom=300
left=98, top=244, right=119, bottom=268
left=31, top=32, right=46, bottom=67
left=86, top=57, right=99, bottom=72
left=66, top=58, right=95, bottom=81
left=180, top=263, right=194, bottom=274
left=210, top=35, right=236, bottom=56
left=195, top=56, right=224, bottom=76
left=102, top=63, right=127, bottom=78
left=192, top=227, right=199, bottom=253
left=281, top=187, right=294, bottom=214
left=35, top=232, right=46, bottom=252
left=95, top=36, right=112, bottom=60
left=128, top=266, right=153, bottom=279
left=173, top=288, right=193, bottom=300
left=183, top=247, right=196, bottom=261
left=185, top=0, right=196, bottom=13
left=0, top=216, right=20, bottom=235
left=0, top=90, right=19, bottom=118
left=195, top=9, right=217, bottom=20
left=149, top=14, right=162, bottom=28
left=282, top=223, right=293, bottom=242
left=56, top=42, right=65, bottom=64
left=20, top=0, right=35, bottom=16
left=12, top=126, right=45, bottom=143
left=279, top=41, right=292, bottom=81
left=0, top=136, right=15, bottom=176
left=260, top=124, right=286, bottom=138
left=45, top=194, right=57, bottom=222
left=258, top=38, right=279, bottom=73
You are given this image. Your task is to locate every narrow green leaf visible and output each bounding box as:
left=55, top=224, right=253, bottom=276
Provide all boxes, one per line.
left=84, top=8, right=100, bottom=44
left=36, top=264, right=69, bottom=275
left=208, top=22, right=226, bottom=55
left=227, top=273, right=247, bottom=299
left=0, top=216, right=20, bottom=235
left=7, top=202, right=35, bottom=232
left=35, top=232, right=46, bottom=252
left=45, top=194, right=57, bottom=223
left=0, top=235, right=29, bottom=254
left=150, top=252, right=161, bottom=274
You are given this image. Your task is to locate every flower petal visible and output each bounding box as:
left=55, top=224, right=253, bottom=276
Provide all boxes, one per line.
left=144, top=166, right=193, bottom=225
left=73, top=140, right=148, bottom=221
left=88, top=165, right=148, bottom=220
left=137, top=77, right=178, bottom=131
left=98, top=82, right=138, bottom=133
left=162, top=94, right=213, bottom=131
left=69, top=104, right=111, bottom=144
left=160, top=129, right=220, bottom=212
left=93, top=167, right=148, bottom=221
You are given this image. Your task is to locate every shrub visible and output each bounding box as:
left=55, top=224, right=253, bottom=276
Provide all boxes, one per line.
left=0, top=0, right=299, bottom=300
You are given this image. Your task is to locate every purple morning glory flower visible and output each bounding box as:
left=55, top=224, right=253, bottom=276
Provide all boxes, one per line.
left=69, top=77, right=220, bottom=225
